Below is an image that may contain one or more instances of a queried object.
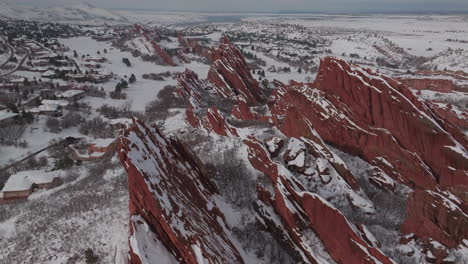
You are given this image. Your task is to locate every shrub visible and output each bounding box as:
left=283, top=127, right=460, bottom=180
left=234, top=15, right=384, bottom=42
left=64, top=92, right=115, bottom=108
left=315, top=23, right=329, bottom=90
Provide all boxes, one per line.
left=86, top=87, right=106, bottom=98
left=79, top=117, right=114, bottom=138
left=145, top=85, right=188, bottom=121
left=61, top=112, right=83, bottom=129
left=46, top=118, right=61, bottom=133
left=54, top=155, right=74, bottom=170
left=84, top=248, right=98, bottom=264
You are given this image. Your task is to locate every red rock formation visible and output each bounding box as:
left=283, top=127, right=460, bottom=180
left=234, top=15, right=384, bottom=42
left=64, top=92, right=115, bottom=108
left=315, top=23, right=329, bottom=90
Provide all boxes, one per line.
left=184, top=105, right=238, bottom=137
left=176, top=69, right=204, bottom=107
left=398, top=78, right=457, bottom=93
left=118, top=118, right=244, bottom=264
left=428, top=102, right=468, bottom=130
left=244, top=136, right=393, bottom=264
left=276, top=57, right=468, bottom=189
left=177, top=32, right=188, bottom=47
left=136, top=24, right=176, bottom=66
left=205, top=106, right=239, bottom=137
left=232, top=101, right=258, bottom=120
left=177, top=50, right=190, bottom=64
left=149, top=38, right=176, bottom=66
left=207, top=37, right=265, bottom=105
left=402, top=189, right=468, bottom=248
left=265, top=136, right=284, bottom=158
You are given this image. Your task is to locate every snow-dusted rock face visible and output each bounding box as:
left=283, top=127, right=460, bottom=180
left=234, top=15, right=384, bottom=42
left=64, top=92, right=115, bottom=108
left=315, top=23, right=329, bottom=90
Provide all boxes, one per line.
left=277, top=57, right=468, bottom=190
left=265, top=136, right=284, bottom=158
left=118, top=119, right=243, bottom=264
left=177, top=69, right=205, bottom=108
left=283, top=138, right=307, bottom=172
left=428, top=102, right=468, bottom=130
left=398, top=70, right=468, bottom=93
left=265, top=57, right=468, bottom=256
left=118, top=55, right=468, bottom=263
left=134, top=24, right=176, bottom=66
left=398, top=78, right=458, bottom=93
left=244, top=136, right=393, bottom=264
left=402, top=189, right=468, bottom=249
left=207, top=37, right=265, bottom=105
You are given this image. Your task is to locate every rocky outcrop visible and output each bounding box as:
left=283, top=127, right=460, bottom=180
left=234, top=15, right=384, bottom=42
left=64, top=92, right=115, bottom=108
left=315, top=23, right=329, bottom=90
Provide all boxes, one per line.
left=205, top=106, right=239, bottom=137
left=177, top=50, right=190, bottom=64
left=136, top=24, right=176, bottom=66
left=265, top=136, right=284, bottom=158
left=232, top=101, right=258, bottom=120
left=245, top=136, right=393, bottom=264
left=402, top=189, right=468, bottom=248
left=176, top=69, right=204, bottom=107
left=283, top=138, right=307, bottom=173
left=428, top=102, right=468, bottom=130
left=118, top=119, right=243, bottom=264
left=276, top=57, right=468, bottom=189
left=207, top=37, right=265, bottom=105
left=185, top=106, right=239, bottom=137
left=398, top=70, right=468, bottom=93
left=398, top=78, right=457, bottom=93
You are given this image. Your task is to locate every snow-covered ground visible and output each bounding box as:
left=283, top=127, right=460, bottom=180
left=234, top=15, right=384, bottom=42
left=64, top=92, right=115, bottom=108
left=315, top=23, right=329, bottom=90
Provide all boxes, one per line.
left=59, top=36, right=210, bottom=111
left=0, top=158, right=128, bottom=264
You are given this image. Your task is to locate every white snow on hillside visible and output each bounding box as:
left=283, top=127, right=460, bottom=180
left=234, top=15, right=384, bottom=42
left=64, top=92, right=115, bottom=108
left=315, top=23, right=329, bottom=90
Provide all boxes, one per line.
left=0, top=2, right=126, bottom=23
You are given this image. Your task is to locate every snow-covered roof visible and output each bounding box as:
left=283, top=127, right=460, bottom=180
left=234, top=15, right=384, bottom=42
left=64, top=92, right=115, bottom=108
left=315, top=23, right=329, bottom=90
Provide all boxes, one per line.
left=91, top=138, right=115, bottom=148
left=10, top=78, right=25, bottom=83
left=59, top=89, right=85, bottom=98
left=41, top=99, right=69, bottom=107
left=110, top=118, right=132, bottom=126
left=41, top=70, right=56, bottom=77
left=30, top=104, right=60, bottom=113
left=1, top=170, right=62, bottom=193
left=0, top=111, right=18, bottom=121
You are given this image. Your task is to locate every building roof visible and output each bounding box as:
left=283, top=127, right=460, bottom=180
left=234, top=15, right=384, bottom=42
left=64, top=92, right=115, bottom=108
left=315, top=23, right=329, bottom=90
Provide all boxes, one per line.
left=30, top=104, right=60, bottom=113
left=90, top=138, right=115, bottom=148
left=110, top=118, right=132, bottom=126
left=0, top=110, right=18, bottom=122
left=41, top=70, right=56, bottom=78
left=41, top=99, right=69, bottom=107
left=1, top=170, right=63, bottom=193
left=59, top=89, right=85, bottom=98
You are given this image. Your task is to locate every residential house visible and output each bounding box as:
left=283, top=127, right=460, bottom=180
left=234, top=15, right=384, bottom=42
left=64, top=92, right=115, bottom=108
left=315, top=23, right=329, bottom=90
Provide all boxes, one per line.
left=0, top=170, right=63, bottom=204
left=0, top=110, right=18, bottom=127
left=58, top=89, right=86, bottom=102
left=71, top=138, right=116, bottom=161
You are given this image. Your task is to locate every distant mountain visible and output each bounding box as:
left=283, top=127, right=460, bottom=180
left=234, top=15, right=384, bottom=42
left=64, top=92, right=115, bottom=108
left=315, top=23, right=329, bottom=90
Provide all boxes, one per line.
left=0, top=1, right=127, bottom=23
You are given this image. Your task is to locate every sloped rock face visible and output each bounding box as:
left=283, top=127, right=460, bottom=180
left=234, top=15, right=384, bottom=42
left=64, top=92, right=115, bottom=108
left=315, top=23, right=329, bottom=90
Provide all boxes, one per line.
left=207, top=37, right=265, bottom=105
left=277, top=57, right=468, bottom=189
left=232, top=101, right=258, bottom=120
left=403, top=70, right=468, bottom=92
left=267, top=57, right=468, bottom=253
left=245, top=137, right=393, bottom=264
left=428, top=102, right=468, bottom=130
left=402, top=189, right=468, bottom=248
left=398, top=78, right=457, bottom=93
left=176, top=69, right=204, bottom=107
left=119, top=51, right=468, bottom=263
left=205, top=106, right=239, bottom=137
left=118, top=119, right=243, bottom=264
left=135, top=24, right=176, bottom=66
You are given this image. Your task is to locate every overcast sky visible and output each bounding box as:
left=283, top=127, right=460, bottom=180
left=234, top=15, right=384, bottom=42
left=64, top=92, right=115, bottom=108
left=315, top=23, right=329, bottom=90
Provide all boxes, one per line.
left=7, top=0, right=468, bottom=13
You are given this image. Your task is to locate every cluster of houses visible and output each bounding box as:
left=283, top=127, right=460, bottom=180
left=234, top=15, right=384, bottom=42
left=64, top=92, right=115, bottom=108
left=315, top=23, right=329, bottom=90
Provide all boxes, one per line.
left=0, top=134, right=122, bottom=205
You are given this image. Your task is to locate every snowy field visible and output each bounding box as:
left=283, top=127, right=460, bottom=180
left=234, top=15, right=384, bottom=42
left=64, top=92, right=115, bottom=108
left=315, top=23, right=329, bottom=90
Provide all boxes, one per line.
left=59, top=37, right=211, bottom=112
